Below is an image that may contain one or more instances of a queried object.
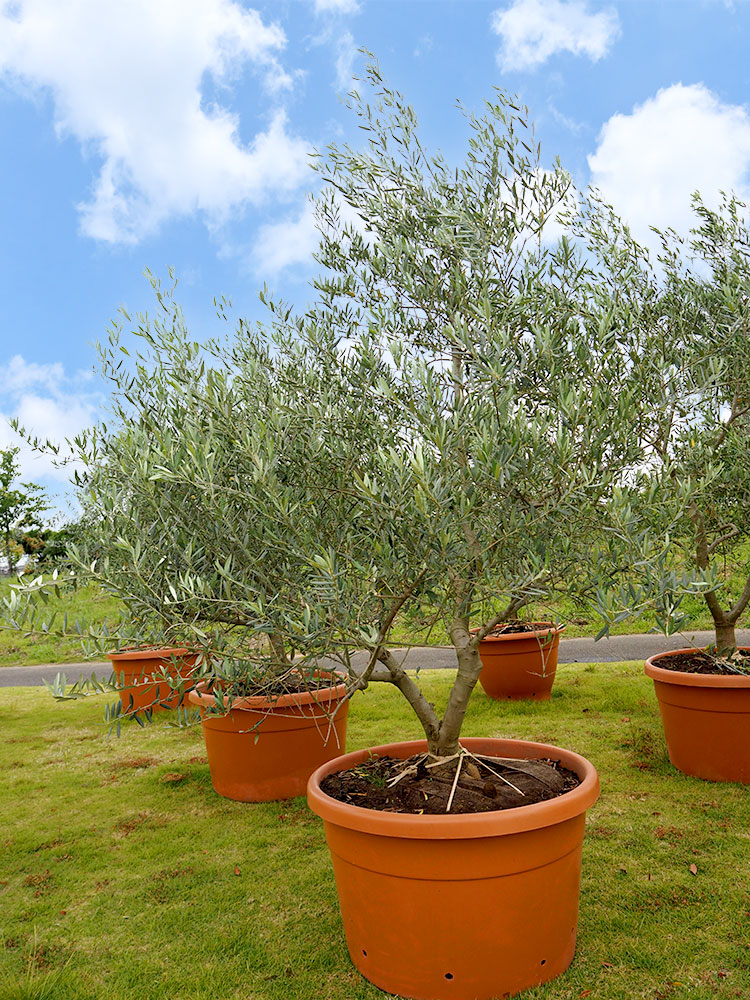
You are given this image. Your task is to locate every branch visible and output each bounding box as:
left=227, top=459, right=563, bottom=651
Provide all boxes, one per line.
left=363, top=665, right=394, bottom=683
left=349, top=567, right=427, bottom=694
left=728, top=574, right=750, bottom=624
left=472, top=595, right=528, bottom=646
left=707, top=523, right=740, bottom=557
left=715, top=392, right=750, bottom=448
left=691, top=508, right=727, bottom=624
left=376, top=646, right=440, bottom=743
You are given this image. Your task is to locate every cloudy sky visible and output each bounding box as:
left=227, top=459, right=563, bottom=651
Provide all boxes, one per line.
left=1, top=0, right=749, bottom=512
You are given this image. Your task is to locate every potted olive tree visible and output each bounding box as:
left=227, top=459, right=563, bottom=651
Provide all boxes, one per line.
left=4, top=66, right=662, bottom=998
left=580, top=192, right=750, bottom=783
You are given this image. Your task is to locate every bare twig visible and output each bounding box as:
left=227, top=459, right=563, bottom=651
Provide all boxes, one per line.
left=445, top=753, right=464, bottom=813
left=463, top=748, right=525, bottom=795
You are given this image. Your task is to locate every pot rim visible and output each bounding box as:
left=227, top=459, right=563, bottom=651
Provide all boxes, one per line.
left=189, top=672, right=348, bottom=711
left=106, top=646, right=195, bottom=662
left=645, top=647, right=750, bottom=688
left=472, top=621, right=566, bottom=644
left=307, top=736, right=599, bottom=840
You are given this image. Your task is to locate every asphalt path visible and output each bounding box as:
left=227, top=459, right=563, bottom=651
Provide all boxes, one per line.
left=2, top=629, right=748, bottom=687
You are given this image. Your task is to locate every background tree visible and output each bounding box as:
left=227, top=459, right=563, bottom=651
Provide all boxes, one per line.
left=0, top=447, right=47, bottom=574
left=580, top=192, right=750, bottom=649
left=34, top=522, right=80, bottom=566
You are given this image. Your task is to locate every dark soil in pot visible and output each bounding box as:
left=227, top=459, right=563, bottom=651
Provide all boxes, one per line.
left=657, top=650, right=750, bottom=676
left=320, top=751, right=580, bottom=814
left=482, top=621, right=558, bottom=637
left=208, top=667, right=340, bottom=700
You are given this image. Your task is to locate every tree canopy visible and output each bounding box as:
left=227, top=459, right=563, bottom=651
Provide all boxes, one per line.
left=7, top=64, right=749, bottom=748
left=0, top=447, right=47, bottom=574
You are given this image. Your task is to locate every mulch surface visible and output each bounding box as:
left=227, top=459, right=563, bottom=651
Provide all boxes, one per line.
left=321, top=751, right=580, bottom=814
left=482, top=622, right=556, bottom=637
left=657, top=650, right=750, bottom=676
left=211, top=669, right=340, bottom=699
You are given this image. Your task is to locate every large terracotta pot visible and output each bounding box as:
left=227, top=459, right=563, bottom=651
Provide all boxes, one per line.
left=189, top=677, right=349, bottom=802
left=476, top=623, right=565, bottom=700
left=645, top=648, right=750, bottom=783
left=107, top=647, right=197, bottom=714
left=308, top=737, right=599, bottom=1000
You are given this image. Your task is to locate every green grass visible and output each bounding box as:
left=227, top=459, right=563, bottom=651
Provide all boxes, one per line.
left=0, top=579, right=122, bottom=668
left=0, top=665, right=748, bottom=999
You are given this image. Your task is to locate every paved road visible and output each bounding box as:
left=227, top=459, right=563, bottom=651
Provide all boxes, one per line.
left=2, top=629, right=748, bottom=687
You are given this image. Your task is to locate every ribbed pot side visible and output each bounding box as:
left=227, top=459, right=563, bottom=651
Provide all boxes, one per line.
left=308, top=736, right=600, bottom=1000
left=107, top=647, right=197, bottom=714
left=190, top=680, right=349, bottom=802
left=477, top=624, right=565, bottom=701
left=645, top=648, right=750, bottom=783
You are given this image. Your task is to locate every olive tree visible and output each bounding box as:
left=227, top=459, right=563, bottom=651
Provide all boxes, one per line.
left=239, top=67, right=657, bottom=755
left=580, top=193, right=750, bottom=650
left=6, top=68, right=664, bottom=753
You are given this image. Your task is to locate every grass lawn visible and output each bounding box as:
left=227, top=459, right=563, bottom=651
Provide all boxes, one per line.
left=0, top=664, right=748, bottom=1000
left=0, top=579, right=122, bottom=668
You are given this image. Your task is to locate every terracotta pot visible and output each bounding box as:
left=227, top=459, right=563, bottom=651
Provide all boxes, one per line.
left=645, top=648, right=750, bottom=783
left=189, top=676, right=349, bottom=802
left=476, top=622, right=565, bottom=700
left=308, top=737, right=599, bottom=1000
left=107, top=647, right=197, bottom=714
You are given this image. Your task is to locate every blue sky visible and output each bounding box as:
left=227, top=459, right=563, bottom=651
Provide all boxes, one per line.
left=1, top=0, right=749, bottom=514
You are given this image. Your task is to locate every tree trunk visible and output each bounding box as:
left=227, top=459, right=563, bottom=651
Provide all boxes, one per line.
left=268, top=632, right=290, bottom=667
left=4, top=528, right=12, bottom=575
left=432, top=623, right=484, bottom=756
left=695, top=523, right=745, bottom=652
left=701, top=589, right=741, bottom=651
left=713, top=620, right=737, bottom=652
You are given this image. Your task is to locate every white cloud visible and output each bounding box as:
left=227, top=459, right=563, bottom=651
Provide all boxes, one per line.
left=313, top=0, right=360, bottom=13
left=588, top=83, right=750, bottom=244
left=250, top=192, right=370, bottom=275
left=548, top=102, right=587, bottom=135
left=414, top=35, right=434, bottom=59
left=0, top=356, right=101, bottom=488
left=0, top=0, right=311, bottom=244
left=5, top=356, right=65, bottom=394
left=335, top=30, right=357, bottom=90
left=252, top=201, right=320, bottom=275
left=492, top=0, right=619, bottom=72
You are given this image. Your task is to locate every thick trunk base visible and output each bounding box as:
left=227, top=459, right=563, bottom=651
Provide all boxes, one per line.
left=713, top=624, right=737, bottom=652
